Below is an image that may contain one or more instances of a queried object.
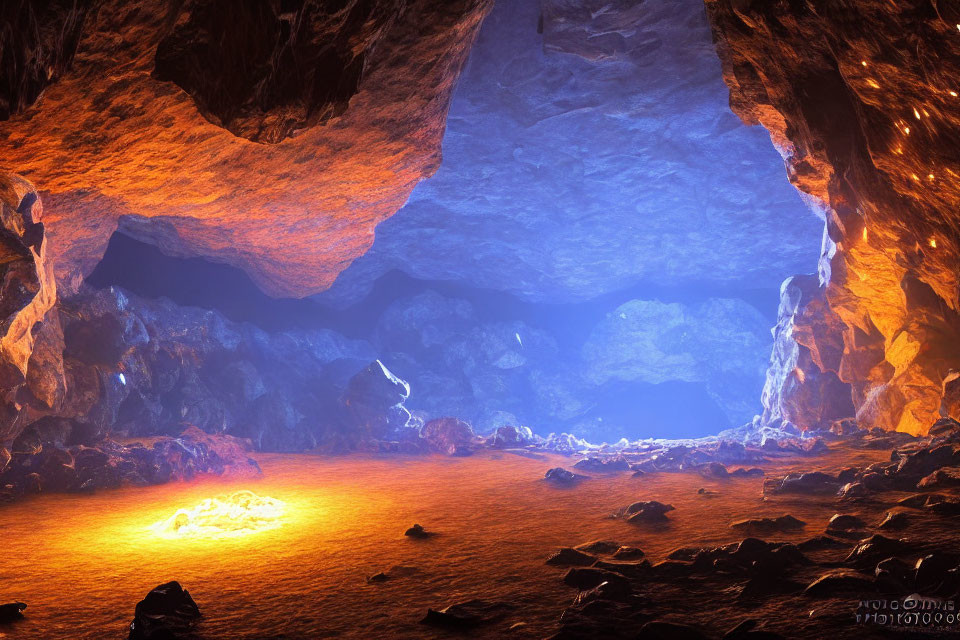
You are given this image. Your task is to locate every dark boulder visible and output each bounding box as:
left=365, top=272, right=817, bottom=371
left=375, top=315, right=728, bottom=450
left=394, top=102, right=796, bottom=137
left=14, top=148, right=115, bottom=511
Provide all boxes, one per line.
left=771, top=471, right=841, bottom=495
left=128, top=581, right=200, bottom=640
left=731, top=515, right=805, bottom=533
left=613, top=546, right=645, bottom=560
left=404, top=524, right=432, bottom=539
left=575, top=540, right=621, bottom=555
left=546, top=548, right=597, bottom=567
left=340, top=360, right=411, bottom=444
left=545, top=467, right=588, bottom=485
left=420, top=600, right=512, bottom=629
left=620, top=500, right=674, bottom=523
left=826, top=513, right=866, bottom=533
left=845, top=535, right=910, bottom=568
left=877, top=511, right=910, bottom=530
left=0, top=602, right=26, bottom=623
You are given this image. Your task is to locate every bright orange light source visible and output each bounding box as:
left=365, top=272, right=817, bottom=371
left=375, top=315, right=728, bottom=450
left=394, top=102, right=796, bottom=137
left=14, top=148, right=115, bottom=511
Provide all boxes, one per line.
left=930, top=238, right=938, bottom=249
left=151, top=490, right=286, bottom=539
left=862, top=227, right=868, bottom=242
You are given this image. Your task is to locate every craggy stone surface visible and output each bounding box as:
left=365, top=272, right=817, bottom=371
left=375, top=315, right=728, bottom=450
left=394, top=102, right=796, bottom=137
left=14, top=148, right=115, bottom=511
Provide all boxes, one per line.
left=582, top=298, right=770, bottom=426
left=0, top=172, right=58, bottom=444
left=317, top=0, right=819, bottom=307
left=706, top=0, right=960, bottom=434
left=153, top=0, right=406, bottom=143
left=0, top=0, right=492, bottom=297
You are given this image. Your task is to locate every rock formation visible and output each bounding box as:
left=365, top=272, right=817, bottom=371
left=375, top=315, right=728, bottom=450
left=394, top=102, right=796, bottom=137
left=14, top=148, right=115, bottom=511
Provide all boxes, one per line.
left=0, top=172, right=57, bottom=452
left=317, top=0, right=821, bottom=307
left=706, top=0, right=960, bottom=434
left=0, top=0, right=492, bottom=297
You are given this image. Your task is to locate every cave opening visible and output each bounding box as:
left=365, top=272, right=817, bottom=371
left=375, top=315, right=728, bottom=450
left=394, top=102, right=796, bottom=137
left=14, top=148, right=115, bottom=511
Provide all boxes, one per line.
left=82, top=0, right=822, bottom=443
left=6, top=0, right=960, bottom=638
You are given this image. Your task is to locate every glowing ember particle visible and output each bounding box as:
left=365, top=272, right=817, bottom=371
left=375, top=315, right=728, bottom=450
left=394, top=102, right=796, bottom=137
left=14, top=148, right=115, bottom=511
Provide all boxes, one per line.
left=861, top=60, right=868, bottom=67
left=151, top=491, right=286, bottom=539
left=904, top=127, right=911, bottom=134
left=867, top=79, right=880, bottom=88
left=862, top=227, right=868, bottom=242
left=951, top=91, right=958, bottom=97
left=928, top=173, right=935, bottom=180
left=930, top=238, right=938, bottom=248
left=914, top=108, right=921, bottom=119
left=911, top=173, right=919, bottom=181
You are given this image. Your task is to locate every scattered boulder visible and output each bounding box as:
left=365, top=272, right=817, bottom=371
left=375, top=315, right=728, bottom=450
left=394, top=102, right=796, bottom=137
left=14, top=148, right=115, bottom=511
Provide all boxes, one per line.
left=545, top=467, right=588, bottom=485
left=769, top=471, right=841, bottom=495
left=877, top=511, right=910, bottom=530
left=420, top=417, right=476, bottom=456
left=898, top=493, right=946, bottom=508
left=421, top=600, right=511, bottom=629
left=875, top=557, right=913, bottom=591
left=619, top=501, right=674, bottom=523
left=826, top=513, right=866, bottom=533
left=0, top=602, right=26, bottom=623
left=917, top=467, right=960, bottom=489
left=562, top=567, right=632, bottom=595
left=128, top=581, right=200, bottom=640
left=575, top=540, right=621, bottom=555
left=845, top=535, right=910, bottom=568
left=488, top=425, right=533, bottom=449
left=730, top=467, right=764, bottom=478
left=404, top=524, right=433, bottom=539
left=367, top=572, right=389, bottom=583
left=731, top=515, right=805, bottom=533
left=697, top=462, right=729, bottom=478
left=613, top=546, right=645, bottom=560
left=547, top=548, right=597, bottom=567
left=914, top=553, right=959, bottom=591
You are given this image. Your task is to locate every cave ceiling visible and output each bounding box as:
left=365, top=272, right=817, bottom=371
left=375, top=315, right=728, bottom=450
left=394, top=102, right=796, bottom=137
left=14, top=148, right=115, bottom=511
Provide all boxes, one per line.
left=0, top=0, right=492, bottom=298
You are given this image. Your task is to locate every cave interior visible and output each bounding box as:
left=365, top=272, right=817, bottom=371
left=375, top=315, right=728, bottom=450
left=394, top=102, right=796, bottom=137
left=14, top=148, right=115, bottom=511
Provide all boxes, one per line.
left=2, top=0, right=960, bottom=638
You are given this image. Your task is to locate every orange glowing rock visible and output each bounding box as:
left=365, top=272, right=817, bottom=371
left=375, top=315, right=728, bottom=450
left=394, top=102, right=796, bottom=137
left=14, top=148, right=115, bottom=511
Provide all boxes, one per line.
left=151, top=490, right=285, bottom=539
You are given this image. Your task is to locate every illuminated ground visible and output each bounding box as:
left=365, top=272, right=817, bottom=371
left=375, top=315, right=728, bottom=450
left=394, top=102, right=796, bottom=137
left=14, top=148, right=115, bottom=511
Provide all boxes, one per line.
left=3, top=445, right=945, bottom=639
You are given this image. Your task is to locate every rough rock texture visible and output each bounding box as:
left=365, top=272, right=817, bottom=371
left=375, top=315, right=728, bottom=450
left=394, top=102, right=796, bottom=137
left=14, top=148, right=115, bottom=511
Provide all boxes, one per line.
left=706, top=0, right=960, bottom=434
left=50, top=286, right=377, bottom=451
left=0, top=171, right=57, bottom=445
left=0, top=0, right=491, bottom=297
left=373, top=290, right=768, bottom=439
left=128, top=581, right=201, bottom=640
left=154, top=0, right=406, bottom=143
left=582, top=298, right=771, bottom=426
left=761, top=275, right=854, bottom=429
left=316, top=0, right=820, bottom=307
left=0, top=0, right=92, bottom=120
left=1, top=425, right=260, bottom=498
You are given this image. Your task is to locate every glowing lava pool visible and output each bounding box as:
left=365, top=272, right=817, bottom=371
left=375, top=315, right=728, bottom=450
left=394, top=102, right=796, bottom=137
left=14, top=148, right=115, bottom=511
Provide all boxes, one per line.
left=0, top=448, right=903, bottom=639
left=150, top=491, right=286, bottom=539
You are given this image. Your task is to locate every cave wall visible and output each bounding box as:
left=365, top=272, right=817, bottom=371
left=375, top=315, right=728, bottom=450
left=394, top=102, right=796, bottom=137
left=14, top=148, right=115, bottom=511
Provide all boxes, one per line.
left=0, top=0, right=492, bottom=298
left=706, top=0, right=960, bottom=434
